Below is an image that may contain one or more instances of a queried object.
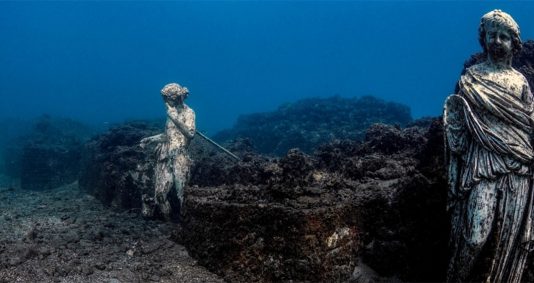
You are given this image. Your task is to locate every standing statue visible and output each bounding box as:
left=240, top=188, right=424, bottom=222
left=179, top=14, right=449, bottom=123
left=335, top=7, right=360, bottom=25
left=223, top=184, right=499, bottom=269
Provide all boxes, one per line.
left=444, top=10, right=534, bottom=282
left=141, top=83, right=196, bottom=221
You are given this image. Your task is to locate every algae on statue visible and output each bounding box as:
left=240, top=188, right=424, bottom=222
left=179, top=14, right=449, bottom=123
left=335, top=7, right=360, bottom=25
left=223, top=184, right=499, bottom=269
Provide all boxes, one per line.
left=444, top=9, right=534, bottom=283
left=141, top=83, right=196, bottom=221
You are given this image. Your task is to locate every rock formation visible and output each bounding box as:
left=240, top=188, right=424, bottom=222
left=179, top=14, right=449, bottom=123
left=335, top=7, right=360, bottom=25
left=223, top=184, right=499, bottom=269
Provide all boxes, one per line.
left=79, top=121, right=162, bottom=210
left=213, top=96, right=412, bottom=156
left=180, top=120, right=449, bottom=282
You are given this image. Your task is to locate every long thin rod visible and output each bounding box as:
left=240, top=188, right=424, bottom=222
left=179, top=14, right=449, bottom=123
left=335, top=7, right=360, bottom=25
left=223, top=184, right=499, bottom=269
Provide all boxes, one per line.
left=195, top=130, right=241, bottom=161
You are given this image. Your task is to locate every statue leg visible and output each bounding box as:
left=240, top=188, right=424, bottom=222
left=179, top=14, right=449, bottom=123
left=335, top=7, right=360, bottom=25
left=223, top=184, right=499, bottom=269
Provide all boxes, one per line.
left=451, top=180, right=498, bottom=281
left=465, top=180, right=497, bottom=246
left=172, top=153, right=191, bottom=212
left=488, top=175, right=532, bottom=283
left=154, top=157, right=174, bottom=221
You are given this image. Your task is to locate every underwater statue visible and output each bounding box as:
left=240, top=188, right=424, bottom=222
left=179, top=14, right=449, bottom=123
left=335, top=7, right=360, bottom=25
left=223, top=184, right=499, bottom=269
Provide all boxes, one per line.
left=444, top=10, right=534, bottom=282
left=140, top=83, right=195, bottom=221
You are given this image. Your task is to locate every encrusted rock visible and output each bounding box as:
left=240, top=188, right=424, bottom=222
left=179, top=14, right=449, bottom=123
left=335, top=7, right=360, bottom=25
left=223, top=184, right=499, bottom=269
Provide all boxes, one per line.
left=180, top=119, right=450, bottom=282
left=213, top=96, right=412, bottom=156
left=79, top=121, right=162, bottom=209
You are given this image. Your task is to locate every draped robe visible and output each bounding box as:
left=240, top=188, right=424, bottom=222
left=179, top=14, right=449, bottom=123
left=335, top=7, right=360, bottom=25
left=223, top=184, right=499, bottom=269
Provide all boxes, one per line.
left=445, top=63, right=534, bottom=282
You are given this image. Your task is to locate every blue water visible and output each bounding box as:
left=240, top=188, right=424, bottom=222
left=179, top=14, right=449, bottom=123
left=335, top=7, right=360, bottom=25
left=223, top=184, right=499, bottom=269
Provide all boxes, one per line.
left=1, top=1, right=533, bottom=134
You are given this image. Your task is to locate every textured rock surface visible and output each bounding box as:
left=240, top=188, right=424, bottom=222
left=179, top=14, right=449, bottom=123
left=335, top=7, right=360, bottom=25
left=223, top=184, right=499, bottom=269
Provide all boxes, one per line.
left=79, top=121, right=162, bottom=210
left=180, top=185, right=360, bottom=282
left=77, top=116, right=449, bottom=281
left=213, top=96, right=412, bottom=156
left=0, top=183, right=222, bottom=283
left=78, top=120, right=220, bottom=217
left=181, top=120, right=450, bottom=282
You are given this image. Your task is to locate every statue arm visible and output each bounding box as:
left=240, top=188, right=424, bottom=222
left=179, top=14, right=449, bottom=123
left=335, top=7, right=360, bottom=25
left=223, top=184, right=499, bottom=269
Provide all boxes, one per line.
left=140, top=133, right=166, bottom=149
left=523, top=83, right=534, bottom=118
left=166, top=103, right=196, bottom=139
left=522, top=84, right=534, bottom=151
left=444, top=94, right=468, bottom=210
left=444, top=94, right=468, bottom=155
left=184, top=108, right=196, bottom=138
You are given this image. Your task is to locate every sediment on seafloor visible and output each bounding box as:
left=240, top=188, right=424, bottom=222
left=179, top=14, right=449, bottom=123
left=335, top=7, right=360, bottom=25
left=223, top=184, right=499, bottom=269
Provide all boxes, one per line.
left=0, top=182, right=223, bottom=282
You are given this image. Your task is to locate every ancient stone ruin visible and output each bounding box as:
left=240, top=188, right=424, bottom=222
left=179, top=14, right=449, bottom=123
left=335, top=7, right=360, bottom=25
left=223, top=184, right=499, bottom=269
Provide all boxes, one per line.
left=70, top=40, right=534, bottom=282
left=213, top=96, right=412, bottom=156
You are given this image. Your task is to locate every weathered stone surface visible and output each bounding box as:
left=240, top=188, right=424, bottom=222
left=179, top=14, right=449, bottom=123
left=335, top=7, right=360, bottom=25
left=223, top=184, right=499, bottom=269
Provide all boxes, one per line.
left=180, top=185, right=360, bottom=282
left=79, top=121, right=162, bottom=209
left=213, top=96, right=412, bottom=156
left=78, top=118, right=450, bottom=281
left=447, top=38, right=534, bottom=283
left=180, top=121, right=450, bottom=282
left=446, top=12, right=534, bottom=281
left=457, top=40, right=534, bottom=92
left=78, top=120, right=237, bottom=215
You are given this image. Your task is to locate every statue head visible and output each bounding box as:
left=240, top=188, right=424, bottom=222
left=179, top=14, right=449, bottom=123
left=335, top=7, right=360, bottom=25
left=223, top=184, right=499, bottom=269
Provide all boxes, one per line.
left=161, top=83, right=189, bottom=105
left=478, top=9, right=522, bottom=58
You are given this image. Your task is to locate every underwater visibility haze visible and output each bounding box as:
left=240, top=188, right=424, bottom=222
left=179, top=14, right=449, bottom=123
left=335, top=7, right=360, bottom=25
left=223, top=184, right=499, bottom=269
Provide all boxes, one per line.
left=5, top=2, right=534, bottom=282
left=2, top=1, right=534, bottom=134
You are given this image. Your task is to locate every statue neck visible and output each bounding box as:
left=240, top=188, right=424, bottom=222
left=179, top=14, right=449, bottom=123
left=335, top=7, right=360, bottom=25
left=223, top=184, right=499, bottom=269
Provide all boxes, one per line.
left=486, top=54, right=513, bottom=70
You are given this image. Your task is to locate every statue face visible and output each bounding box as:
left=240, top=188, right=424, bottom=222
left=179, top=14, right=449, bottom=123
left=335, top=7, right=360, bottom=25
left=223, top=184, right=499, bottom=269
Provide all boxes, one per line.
left=161, top=83, right=188, bottom=105
left=164, top=94, right=186, bottom=106
left=484, top=22, right=513, bottom=59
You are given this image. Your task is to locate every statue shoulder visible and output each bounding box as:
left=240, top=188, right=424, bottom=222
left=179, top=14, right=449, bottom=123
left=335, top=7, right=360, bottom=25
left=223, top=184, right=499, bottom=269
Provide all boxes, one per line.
left=510, top=68, right=529, bottom=85
left=459, top=63, right=486, bottom=84
left=185, top=105, right=195, bottom=114
left=183, top=105, right=195, bottom=119
left=465, top=62, right=487, bottom=76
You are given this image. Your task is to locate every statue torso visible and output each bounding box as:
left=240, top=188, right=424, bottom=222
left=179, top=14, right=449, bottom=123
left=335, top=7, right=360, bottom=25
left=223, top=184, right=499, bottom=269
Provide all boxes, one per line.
left=468, top=62, right=527, bottom=100
left=457, top=62, right=533, bottom=187
left=166, top=105, right=194, bottom=150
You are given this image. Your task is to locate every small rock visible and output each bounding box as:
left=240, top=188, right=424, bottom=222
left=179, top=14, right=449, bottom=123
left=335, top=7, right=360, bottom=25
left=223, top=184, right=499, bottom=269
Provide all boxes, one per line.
left=25, top=227, right=38, bottom=241
left=8, top=257, right=22, bottom=266
left=94, top=263, right=106, bottom=270
left=39, top=246, right=51, bottom=257
left=82, top=266, right=94, bottom=276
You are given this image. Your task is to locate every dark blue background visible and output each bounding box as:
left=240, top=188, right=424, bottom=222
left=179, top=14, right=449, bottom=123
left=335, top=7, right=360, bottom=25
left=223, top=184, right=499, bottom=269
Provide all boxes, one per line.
left=1, top=1, right=533, bottom=134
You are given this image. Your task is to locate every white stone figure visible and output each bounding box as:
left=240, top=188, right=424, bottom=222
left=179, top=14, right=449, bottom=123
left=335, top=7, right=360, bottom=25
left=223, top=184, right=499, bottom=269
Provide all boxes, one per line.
left=140, top=83, right=195, bottom=221
left=444, top=10, right=534, bottom=283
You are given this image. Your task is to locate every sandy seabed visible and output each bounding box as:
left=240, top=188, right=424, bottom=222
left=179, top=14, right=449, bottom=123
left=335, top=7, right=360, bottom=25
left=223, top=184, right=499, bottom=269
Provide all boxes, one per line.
left=0, top=180, right=223, bottom=283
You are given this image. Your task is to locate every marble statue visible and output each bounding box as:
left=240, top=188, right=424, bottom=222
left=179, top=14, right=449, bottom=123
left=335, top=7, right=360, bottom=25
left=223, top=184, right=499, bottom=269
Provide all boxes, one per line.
left=140, top=83, right=196, bottom=221
left=444, top=10, right=534, bottom=282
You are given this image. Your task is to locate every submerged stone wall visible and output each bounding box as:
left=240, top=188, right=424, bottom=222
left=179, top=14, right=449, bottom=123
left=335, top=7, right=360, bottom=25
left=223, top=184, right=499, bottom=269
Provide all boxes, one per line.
left=180, top=186, right=360, bottom=282
left=180, top=120, right=450, bottom=282
left=78, top=116, right=450, bottom=281
left=79, top=121, right=161, bottom=209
